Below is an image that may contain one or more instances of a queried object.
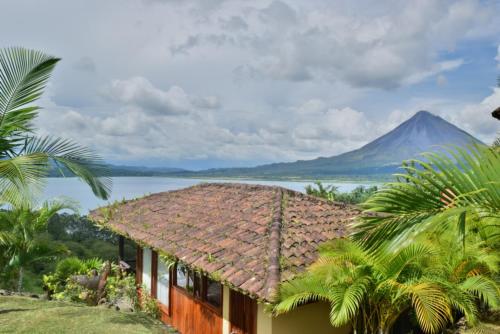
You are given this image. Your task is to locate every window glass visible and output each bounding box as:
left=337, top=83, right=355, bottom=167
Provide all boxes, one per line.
left=157, top=259, right=170, bottom=306
left=206, top=278, right=222, bottom=308
left=142, top=248, right=152, bottom=291
left=176, top=263, right=188, bottom=289
left=186, top=270, right=194, bottom=293
left=193, top=272, right=202, bottom=299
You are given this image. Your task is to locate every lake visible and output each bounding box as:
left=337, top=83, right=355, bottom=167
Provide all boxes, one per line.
left=43, top=177, right=373, bottom=213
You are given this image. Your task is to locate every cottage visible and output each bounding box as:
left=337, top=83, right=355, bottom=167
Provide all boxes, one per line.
left=90, top=183, right=360, bottom=334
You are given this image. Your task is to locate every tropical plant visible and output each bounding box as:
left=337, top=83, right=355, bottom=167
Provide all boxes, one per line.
left=274, top=237, right=499, bottom=334
left=305, top=181, right=338, bottom=202
left=305, top=181, right=378, bottom=204
left=0, top=47, right=111, bottom=205
left=0, top=199, right=76, bottom=292
left=353, top=144, right=500, bottom=250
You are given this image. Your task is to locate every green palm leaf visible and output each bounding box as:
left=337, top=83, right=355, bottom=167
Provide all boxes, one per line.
left=0, top=47, right=59, bottom=141
left=354, top=144, right=500, bottom=249
left=0, top=47, right=112, bottom=201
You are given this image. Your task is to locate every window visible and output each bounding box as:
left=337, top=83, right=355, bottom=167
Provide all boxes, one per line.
left=142, top=248, right=152, bottom=291
left=176, top=263, right=188, bottom=289
left=205, top=278, right=222, bottom=308
left=174, top=263, right=223, bottom=312
left=157, top=259, right=170, bottom=306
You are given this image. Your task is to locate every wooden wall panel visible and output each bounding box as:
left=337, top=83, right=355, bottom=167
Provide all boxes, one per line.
left=136, top=246, right=143, bottom=286
left=230, top=290, right=257, bottom=334
left=170, top=287, right=223, bottom=334
left=151, top=251, right=158, bottom=298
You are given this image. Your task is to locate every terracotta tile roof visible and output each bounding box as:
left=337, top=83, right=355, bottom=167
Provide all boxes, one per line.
left=89, top=183, right=360, bottom=302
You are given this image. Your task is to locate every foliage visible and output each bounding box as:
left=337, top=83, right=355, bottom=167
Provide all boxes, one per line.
left=1, top=212, right=130, bottom=293
left=0, top=199, right=76, bottom=292
left=43, top=257, right=140, bottom=311
left=353, top=144, right=500, bottom=250
left=47, top=213, right=126, bottom=261
left=106, top=274, right=138, bottom=308
left=0, top=47, right=111, bottom=206
left=43, top=257, right=104, bottom=301
left=274, top=237, right=500, bottom=334
left=305, top=181, right=378, bottom=204
left=140, top=286, right=161, bottom=319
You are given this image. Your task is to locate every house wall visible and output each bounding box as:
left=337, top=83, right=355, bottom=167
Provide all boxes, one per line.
left=142, top=247, right=152, bottom=291
left=222, top=286, right=230, bottom=334
left=256, top=301, right=350, bottom=334
left=169, top=286, right=223, bottom=334
left=137, top=245, right=343, bottom=334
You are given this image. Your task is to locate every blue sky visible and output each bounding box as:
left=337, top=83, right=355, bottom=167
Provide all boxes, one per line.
left=1, top=0, right=499, bottom=169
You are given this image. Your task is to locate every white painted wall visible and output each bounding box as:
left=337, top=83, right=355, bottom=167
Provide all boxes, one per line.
left=222, top=286, right=230, bottom=334
left=157, top=258, right=169, bottom=306
left=142, top=247, right=152, bottom=291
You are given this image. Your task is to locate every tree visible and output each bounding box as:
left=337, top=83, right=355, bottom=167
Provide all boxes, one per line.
left=0, top=47, right=111, bottom=205
left=274, top=237, right=499, bottom=334
left=0, top=199, right=75, bottom=292
left=353, top=144, right=500, bottom=250
left=305, top=181, right=378, bottom=204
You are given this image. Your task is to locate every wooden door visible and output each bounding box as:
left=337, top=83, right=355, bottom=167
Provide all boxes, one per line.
left=230, top=290, right=257, bottom=334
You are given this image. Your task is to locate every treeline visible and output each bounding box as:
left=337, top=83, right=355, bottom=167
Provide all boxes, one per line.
left=0, top=214, right=132, bottom=293
left=305, top=182, right=378, bottom=204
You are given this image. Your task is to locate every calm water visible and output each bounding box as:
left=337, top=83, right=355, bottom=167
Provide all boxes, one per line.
left=43, top=177, right=372, bottom=213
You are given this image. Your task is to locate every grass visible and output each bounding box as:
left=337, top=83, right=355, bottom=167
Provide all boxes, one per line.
left=0, top=295, right=175, bottom=334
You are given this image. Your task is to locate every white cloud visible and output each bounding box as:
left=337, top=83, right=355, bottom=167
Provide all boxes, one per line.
left=2, top=0, right=498, bottom=167
left=449, top=88, right=500, bottom=143
left=102, top=77, right=219, bottom=115
left=166, top=0, right=497, bottom=88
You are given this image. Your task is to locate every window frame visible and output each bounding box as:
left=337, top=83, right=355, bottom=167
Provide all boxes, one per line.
left=173, top=263, right=223, bottom=314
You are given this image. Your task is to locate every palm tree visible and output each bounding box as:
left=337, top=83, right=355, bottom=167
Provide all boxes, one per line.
left=274, top=237, right=499, bottom=334
left=353, top=144, right=500, bottom=250
left=0, top=199, right=76, bottom=292
left=0, top=47, right=111, bottom=205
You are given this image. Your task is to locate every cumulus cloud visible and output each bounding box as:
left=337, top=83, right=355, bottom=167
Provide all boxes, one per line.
left=167, top=0, right=497, bottom=88
left=448, top=88, right=500, bottom=143
left=3, top=0, right=498, bottom=167
left=102, top=77, right=219, bottom=115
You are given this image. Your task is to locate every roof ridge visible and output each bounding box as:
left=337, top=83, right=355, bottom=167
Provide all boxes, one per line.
left=263, top=187, right=283, bottom=302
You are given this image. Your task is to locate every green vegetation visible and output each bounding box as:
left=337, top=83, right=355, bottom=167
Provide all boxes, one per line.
left=0, top=213, right=132, bottom=293
left=0, top=47, right=118, bottom=295
left=0, top=296, right=172, bottom=334
left=305, top=182, right=378, bottom=204
left=0, top=200, right=75, bottom=292
left=354, top=144, right=499, bottom=250
left=276, top=235, right=499, bottom=333
left=276, top=144, right=500, bottom=333
left=0, top=47, right=111, bottom=205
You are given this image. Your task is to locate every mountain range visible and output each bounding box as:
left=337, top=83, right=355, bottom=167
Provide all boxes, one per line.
left=168, top=110, right=482, bottom=179
left=54, top=110, right=481, bottom=179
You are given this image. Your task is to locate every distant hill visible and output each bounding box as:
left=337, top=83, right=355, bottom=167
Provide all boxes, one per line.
left=49, top=164, right=186, bottom=177
left=171, top=111, right=483, bottom=178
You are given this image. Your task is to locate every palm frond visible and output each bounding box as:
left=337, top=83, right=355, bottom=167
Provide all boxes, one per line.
left=460, top=275, right=500, bottom=308
left=354, top=144, right=500, bottom=249
left=408, top=282, right=452, bottom=333
left=0, top=47, right=60, bottom=138
left=25, top=136, right=112, bottom=199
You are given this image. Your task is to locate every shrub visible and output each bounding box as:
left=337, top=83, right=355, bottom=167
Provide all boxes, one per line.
left=140, top=286, right=160, bottom=319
